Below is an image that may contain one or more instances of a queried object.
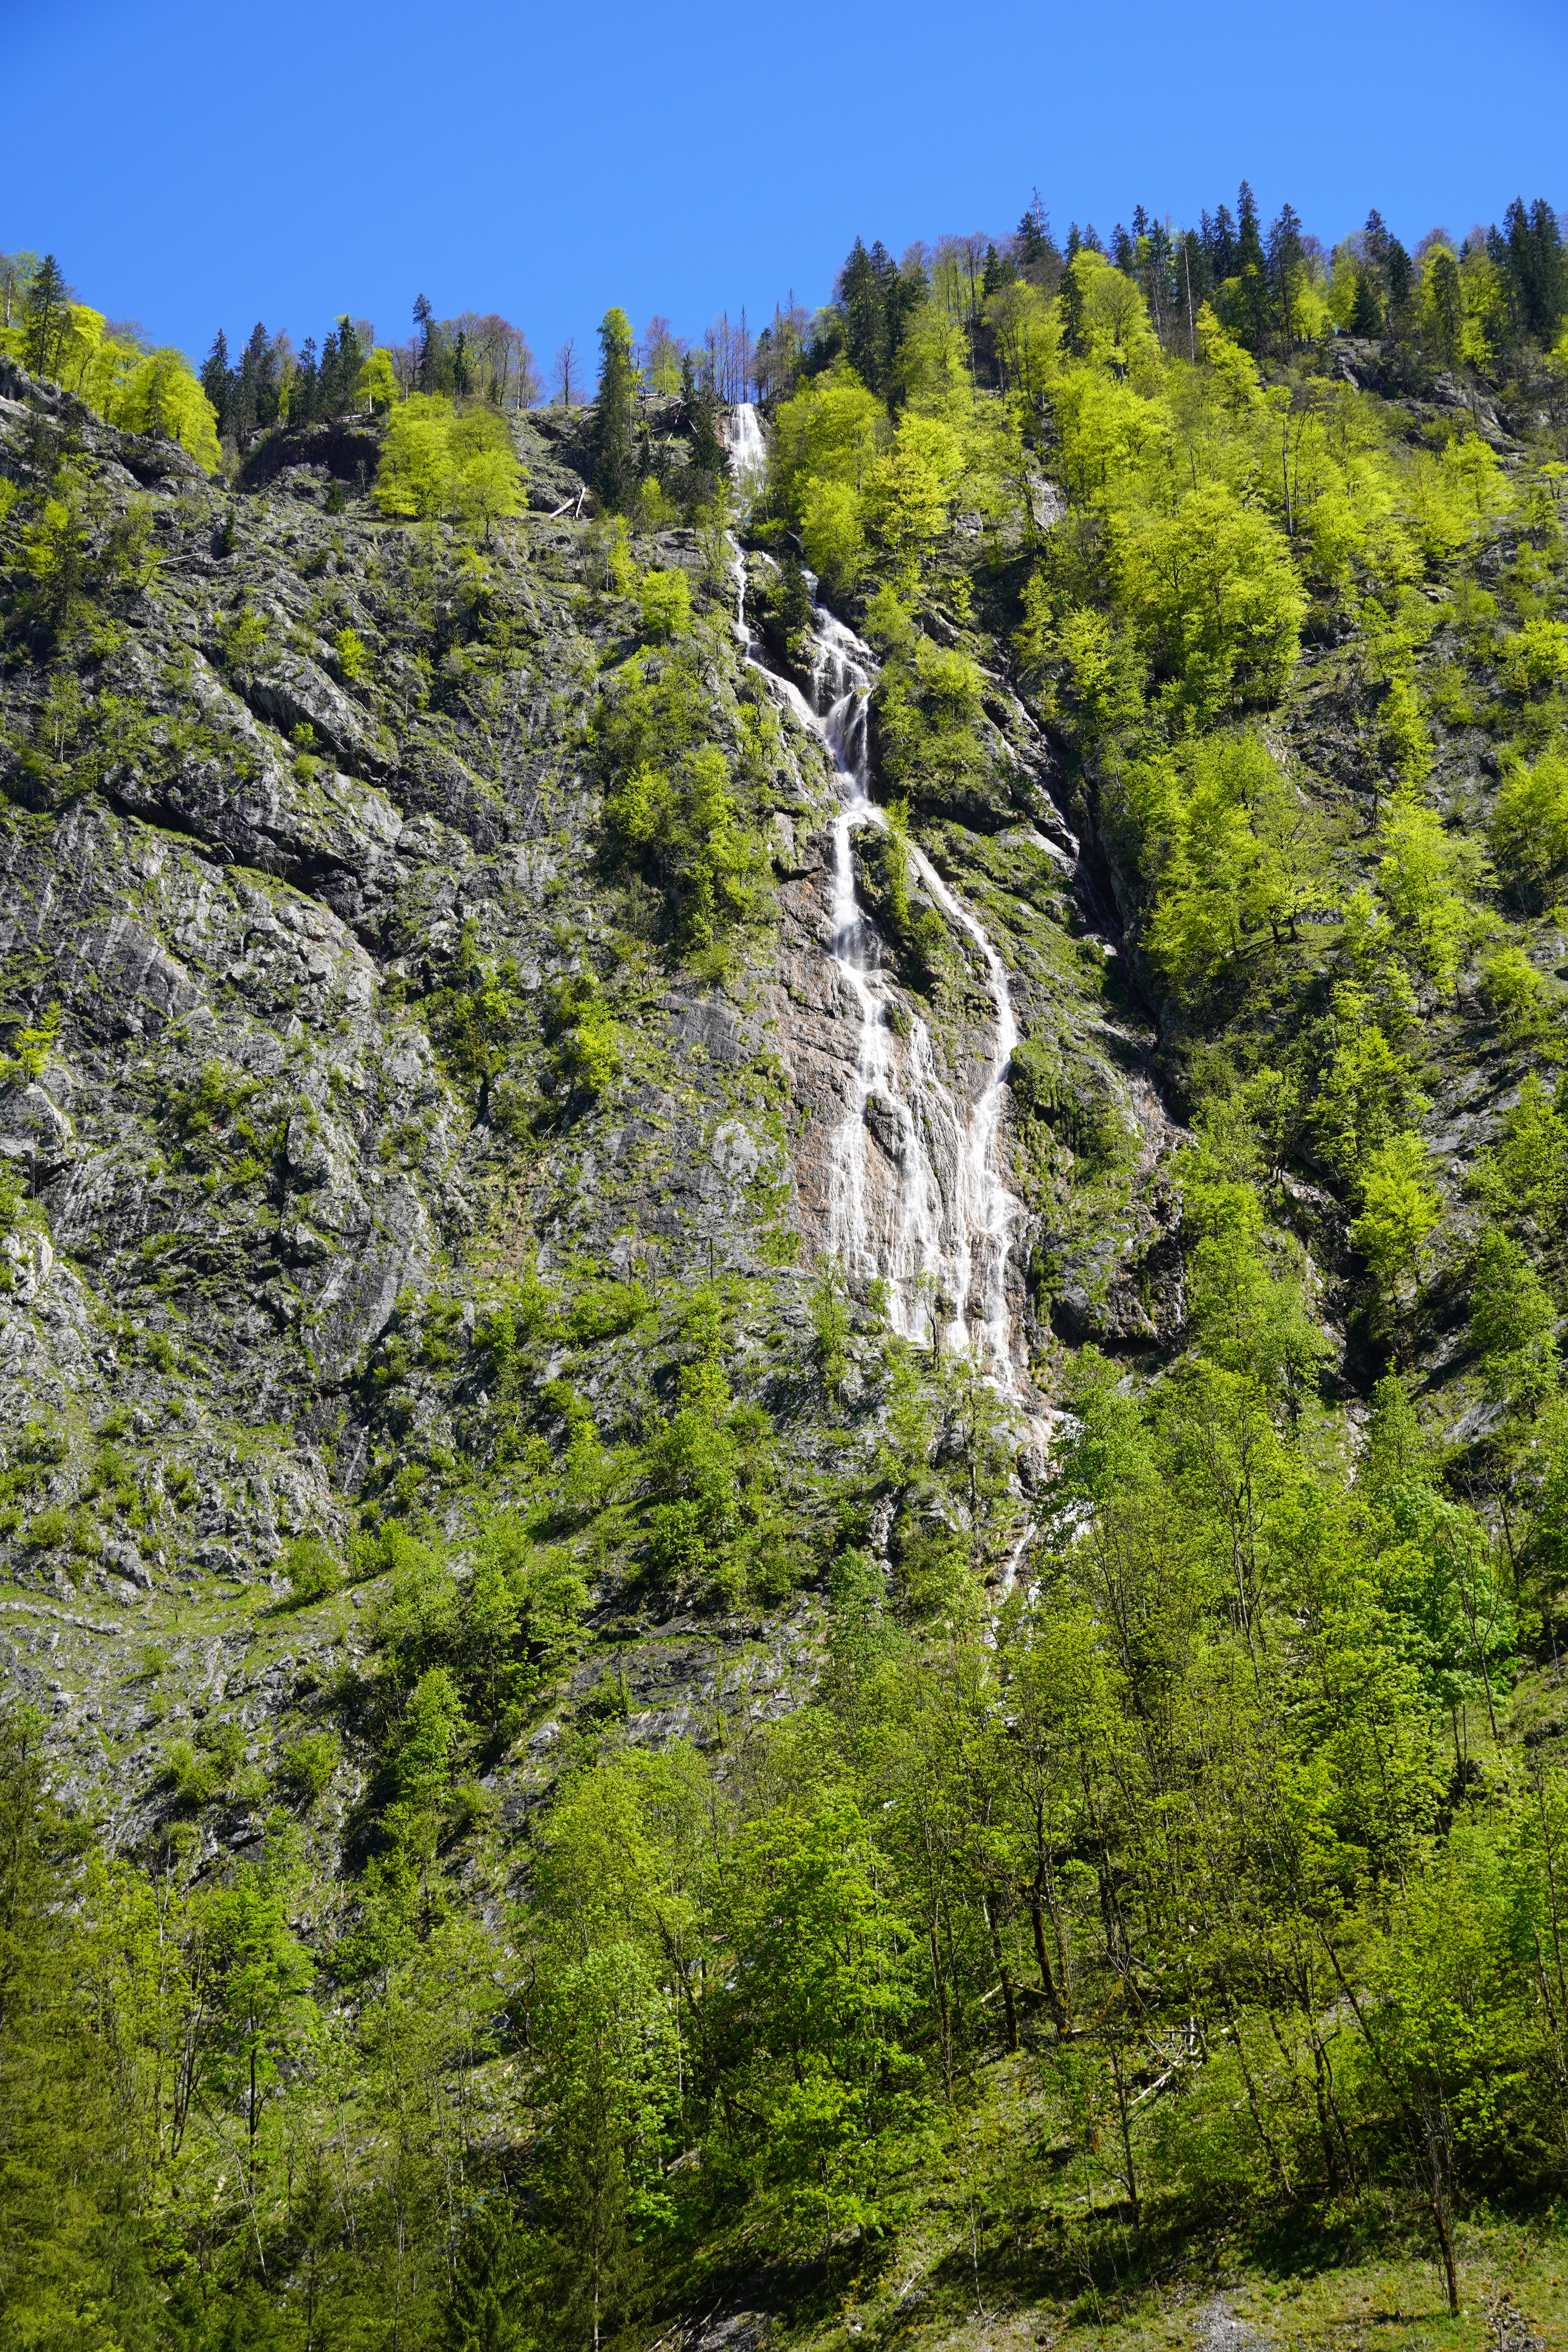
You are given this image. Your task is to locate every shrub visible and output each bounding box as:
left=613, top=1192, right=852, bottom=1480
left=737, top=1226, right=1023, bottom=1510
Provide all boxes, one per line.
left=335, top=626, right=368, bottom=681
left=277, top=1730, right=339, bottom=1806
left=283, top=1533, right=341, bottom=1605
left=164, top=1739, right=212, bottom=1809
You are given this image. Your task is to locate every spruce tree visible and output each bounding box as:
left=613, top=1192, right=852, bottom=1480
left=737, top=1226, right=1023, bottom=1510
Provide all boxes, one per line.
left=1385, top=238, right=1412, bottom=311
left=22, top=254, right=67, bottom=379
left=414, top=292, right=438, bottom=392
left=200, top=329, right=232, bottom=436
left=839, top=238, right=881, bottom=390
left=1268, top=201, right=1304, bottom=344
left=1350, top=269, right=1384, bottom=338
left=1234, top=181, right=1269, bottom=348
left=591, top=307, right=638, bottom=513
left=292, top=336, right=319, bottom=426
left=1505, top=197, right=1568, bottom=343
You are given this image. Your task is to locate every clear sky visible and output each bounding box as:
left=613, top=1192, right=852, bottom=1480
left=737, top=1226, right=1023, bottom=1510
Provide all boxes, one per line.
left=4, top=0, right=1566, bottom=381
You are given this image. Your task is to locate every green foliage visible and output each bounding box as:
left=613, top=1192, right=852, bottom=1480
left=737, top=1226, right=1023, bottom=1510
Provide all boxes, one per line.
left=1131, top=730, right=1334, bottom=1004
left=335, top=624, right=368, bottom=681
left=590, top=307, right=639, bottom=513
left=1350, top=1130, right=1442, bottom=1296
left=1470, top=1224, right=1561, bottom=1411
left=283, top=1532, right=341, bottom=1606
left=545, top=972, right=620, bottom=1104
left=600, top=677, right=771, bottom=963
left=1492, top=744, right=1568, bottom=901
left=112, top=347, right=221, bottom=472
left=637, top=567, right=690, bottom=642
left=375, top=395, right=525, bottom=535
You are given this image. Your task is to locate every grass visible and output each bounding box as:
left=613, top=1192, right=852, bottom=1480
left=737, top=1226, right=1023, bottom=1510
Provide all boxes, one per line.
left=768, top=2211, right=1568, bottom=2351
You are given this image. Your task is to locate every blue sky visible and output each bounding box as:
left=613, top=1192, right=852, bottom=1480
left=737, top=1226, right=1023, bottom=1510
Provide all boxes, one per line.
left=4, top=0, right=1566, bottom=381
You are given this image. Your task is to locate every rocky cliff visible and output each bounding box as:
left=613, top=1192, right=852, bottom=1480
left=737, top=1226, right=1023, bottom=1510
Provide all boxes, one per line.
left=0, top=365, right=1170, bottom=1854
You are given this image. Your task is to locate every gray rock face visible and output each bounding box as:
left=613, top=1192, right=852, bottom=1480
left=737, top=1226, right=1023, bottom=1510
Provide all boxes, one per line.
left=0, top=370, right=1169, bottom=1839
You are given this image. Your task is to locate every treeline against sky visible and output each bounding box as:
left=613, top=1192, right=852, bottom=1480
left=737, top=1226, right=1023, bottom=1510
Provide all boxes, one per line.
left=4, top=180, right=1564, bottom=477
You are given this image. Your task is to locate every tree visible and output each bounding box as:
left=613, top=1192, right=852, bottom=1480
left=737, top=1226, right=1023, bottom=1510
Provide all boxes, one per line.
left=1351, top=1132, right=1441, bottom=1299
left=0, top=1708, right=130, bottom=2340
left=1232, top=181, right=1269, bottom=348
left=1470, top=1226, right=1560, bottom=1411
left=113, top=348, right=221, bottom=471
left=375, top=394, right=524, bottom=531
left=201, top=1867, right=315, bottom=2180
left=1504, top=196, right=1568, bottom=345
left=1377, top=783, right=1472, bottom=993
left=414, top=290, right=448, bottom=393
left=356, top=345, right=400, bottom=413
left=21, top=254, right=67, bottom=378
left=591, top=307, right=639, bottom=512
left=539, top=1944, right=673, bottom=2352
left=1351, top=269, right=1384, bottom=338
left=200, top=328, right=232, bottom=435
left=552, top=338, right=581, bottom=407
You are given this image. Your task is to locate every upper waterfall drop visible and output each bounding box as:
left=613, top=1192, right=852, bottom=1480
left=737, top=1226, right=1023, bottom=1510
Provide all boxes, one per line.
left=726, top=401, right=768, bottom=493
left=723, top=452, right=1031, bottom=1393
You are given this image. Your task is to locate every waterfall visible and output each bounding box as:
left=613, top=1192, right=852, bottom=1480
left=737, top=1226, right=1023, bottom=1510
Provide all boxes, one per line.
left=725, top=417, right=1030, bottom=1395
left=726, top=400, right=768, bottom=490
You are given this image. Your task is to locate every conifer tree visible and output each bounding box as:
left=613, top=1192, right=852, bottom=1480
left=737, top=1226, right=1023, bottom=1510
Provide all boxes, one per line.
left=590, top=307, right=639, bottom=513
left=1234, top=181, right=1269, bottom=347
left=292, top=335, right=319, bottom=425
left=21, top=254, right=67, bottom=379
left=1350, top=269, right=1384, bottom=338
left=838, top=238, right=882, bottom=390
left=1203, top=203, right=1236, bottom=282
left=200, top=328, right=232, bottom=436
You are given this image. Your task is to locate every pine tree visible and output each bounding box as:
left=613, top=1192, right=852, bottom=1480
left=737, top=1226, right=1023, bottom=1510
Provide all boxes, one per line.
left=1386, top=238, right=1412, bottom=310
left=318, top=319, right=360, bottom=418
left=982, top=240, right=1011, bottom=296
left=1015, top=208, right=1046, bottom=265
left=1060, top=245, right=1086, bottom=357
left=414, top=292, right=439, bottom=393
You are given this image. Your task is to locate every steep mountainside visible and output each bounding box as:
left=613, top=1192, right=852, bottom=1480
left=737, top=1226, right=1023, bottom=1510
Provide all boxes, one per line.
left=7, top=285, right=1568, bottom=2352
left=0, top=358, right=1147, bottom=1830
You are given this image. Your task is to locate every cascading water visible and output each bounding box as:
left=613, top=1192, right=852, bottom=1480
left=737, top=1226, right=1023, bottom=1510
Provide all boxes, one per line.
left=725, top=407, right=1030, bottom=1394
left=725, top=400, right=768, bottom=490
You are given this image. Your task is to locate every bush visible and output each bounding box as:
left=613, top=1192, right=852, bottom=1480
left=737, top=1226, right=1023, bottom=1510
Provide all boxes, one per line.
left=451, top=1779, right=495, bottom=1837
left=335, top=626, right=368, bottom=681
left=277, top=1730, right=339, bottom=1806
left=283, top=1533, right=341, bottom=1605
left=165, top=1737, right=213, bottom=1811
left=26, top=1507, right=69, bottom=1552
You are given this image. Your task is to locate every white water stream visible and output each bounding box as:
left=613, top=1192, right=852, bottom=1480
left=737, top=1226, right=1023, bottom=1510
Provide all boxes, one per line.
left=726, top=402, right=1030, bottom=1396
